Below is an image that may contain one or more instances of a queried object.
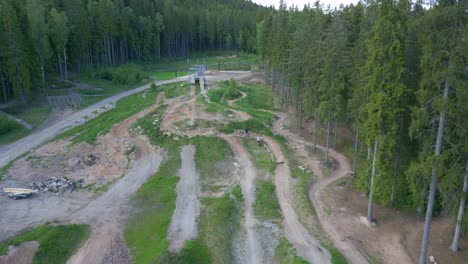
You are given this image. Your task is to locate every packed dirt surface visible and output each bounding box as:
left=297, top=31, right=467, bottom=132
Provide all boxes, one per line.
left=168, top=145, right=201, bottom=252
left=268, top=110, right=368, bottom=263
left=7, top=134, right=130, bottom=188
left=0, top=241, right=38, bottom=264
left=66, top=101, right=163, bottom=264
left=223, top=136, right=264, bottom=264
left=270, top=109, right=468, bottom=264
left=262, top=136, right=332, bottom=264
left=322, top=181, right=468, bottom=264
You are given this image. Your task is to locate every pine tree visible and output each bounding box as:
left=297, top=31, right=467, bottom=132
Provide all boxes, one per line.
left=361, top=0, right=407, bottom=222
left=26, top=0, right=51, bottom=89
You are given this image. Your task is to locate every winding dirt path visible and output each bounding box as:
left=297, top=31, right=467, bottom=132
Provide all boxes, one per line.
left=161, top=85, right=334, bottom=264
left=262, top=136, right=332, bottom=264
left=222, top=135, right=264, bottom=264
left=269, top=111, right=369, bottom=264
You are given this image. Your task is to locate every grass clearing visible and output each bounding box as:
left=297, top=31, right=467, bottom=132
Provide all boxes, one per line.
left=191, top=136, right=234, bottom=192
left=197, top=185, right=243, bottom=263
left=325, top=245, right=348, bottom=264
left=124, top=101, right=186, bottom=263
left=236, top=83, right=276, bottom=111
left=125, top=175, right=179, bottom=264
left=141, top=53, right=258, bottom=73
left=126, top=103, right=238, bottom=263
left=254, top=180, right=281, bottom=220
left=0, top=104, right=52, bottom=145
left=0, top=224, right=90, bottom=264
left=159, top=82, right=190, bottom=98
left=242, top=137, right=275, bottom=175
left=149, top=71, right=193, bottom=81
left=0, top=112, right=26, bottom=145
left=241, top=137, right=281, bottom=220
left=275, top=238, right=309, bottom=264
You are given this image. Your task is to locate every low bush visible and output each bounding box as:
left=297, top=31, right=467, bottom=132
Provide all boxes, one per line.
left=100, top=64, right=148, bottom=85
left=207, top=89, right=224, bottom=103
left=0, top=114, right=21, bottom=135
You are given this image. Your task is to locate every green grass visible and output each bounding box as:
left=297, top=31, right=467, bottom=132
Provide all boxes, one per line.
left=254, top=180, right=281, bottom=220
left=141, top=52, right=259, bottom=73
left=0, top=112, right=26, bottom=145
left=155, top=239, right=211, bottom=264
left=0, top=224, right=90, bottom=264
left=124, top=134, right=240, bottom=263
left=325, top=245, right=348, bottom=264
left=149, top=71, right=193, bottom=81
left=160, top=82, right=190, bottom=98
left=275, top=238, right=309, bottom=264
left=124, top=101, right=183, bottom=263
left=218, top=118, right=272, bottom=136
left=207, top=89, right=224, bottom=103
left=240, top=137, right=281, bottom=220
left=236, top=83, right=276, bottom=111
left=242, top=138, right=275, bottom=175
left=0, top=104, right=52, bottom=145
left=125, top=175, right=179, bottom=264
left=132, top=105, right=168, bottom=147
left=197, top=185, right=243, bottom=263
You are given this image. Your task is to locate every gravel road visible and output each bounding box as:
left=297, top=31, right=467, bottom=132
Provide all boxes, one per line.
left=0, top=76, right=191, bottom=169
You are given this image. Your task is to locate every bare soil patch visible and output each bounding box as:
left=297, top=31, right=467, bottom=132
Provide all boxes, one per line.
left=0, top=241, right=38, bottom=264
left=262, top=136, right=332, bottom=264
left=322, top=183, right=468, bottom=264
left=168, top=145, right=201, bottom=252
left=223, top=135, right=264, bottom=264
left=8, top=135, right=130, bottom=188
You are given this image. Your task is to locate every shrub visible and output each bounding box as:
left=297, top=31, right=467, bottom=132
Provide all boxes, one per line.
left=99, top=64, right=148, bottom=85
left=150, top=83, right=157, bottom=92
left=207, top=89, right=224, bottom=103
left=0, top=115, right=21, bottom=135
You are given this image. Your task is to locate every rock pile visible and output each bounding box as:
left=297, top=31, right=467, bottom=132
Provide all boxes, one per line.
left=83, top=154, right=100, bottom=166
left=113, top=138, right=134, bottom=152
left=130, top=125, right=144, bottom=135
left=30, top=177, right=76, bottom=193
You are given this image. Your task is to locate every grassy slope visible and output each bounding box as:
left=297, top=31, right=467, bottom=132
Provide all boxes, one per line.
left=149, top=71, right=193, bottom=81
left=0, top=224, right=90, bottom=264
left=0, top=106, right=51, bottom=145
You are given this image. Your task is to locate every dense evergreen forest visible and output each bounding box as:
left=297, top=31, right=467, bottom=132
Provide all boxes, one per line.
left=0, top=0, right=269, bottom=103
left=257, top=0, right=466, bottom=261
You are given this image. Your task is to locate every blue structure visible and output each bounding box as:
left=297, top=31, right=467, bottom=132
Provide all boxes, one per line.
left=188, top=64, right=206, bottom=77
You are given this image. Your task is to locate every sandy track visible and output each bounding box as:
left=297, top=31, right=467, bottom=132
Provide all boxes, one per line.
left=222, top=135, right=264, bottom=264
left=262, top=136, right=332, bottom=264
left=269, top=111, right=369, bottom=264
left=0, top=241, right=38, bottom=264
left=168, top=145, right=200, bottom=251
left=66, top=102, right=164, bottom=264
